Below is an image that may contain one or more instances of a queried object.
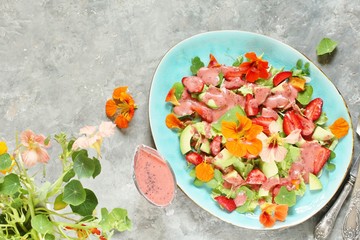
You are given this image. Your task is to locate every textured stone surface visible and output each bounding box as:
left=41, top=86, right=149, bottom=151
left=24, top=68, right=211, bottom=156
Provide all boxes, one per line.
left=1, top=1, right=359, bottom=239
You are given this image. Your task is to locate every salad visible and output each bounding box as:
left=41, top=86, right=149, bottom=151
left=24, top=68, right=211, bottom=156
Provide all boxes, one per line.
left=164, top=52, right=349, bottom=227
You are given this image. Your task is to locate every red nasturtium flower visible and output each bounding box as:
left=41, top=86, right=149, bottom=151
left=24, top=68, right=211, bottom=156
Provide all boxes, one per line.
left=105, top=86, right=137, bottom=129
left=259, top=203, right=289, bottom=228
left=239, top=52, right=270, bottom=83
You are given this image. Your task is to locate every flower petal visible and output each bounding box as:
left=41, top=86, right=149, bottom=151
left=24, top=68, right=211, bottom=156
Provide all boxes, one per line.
left=259, top=211, right=276, bottom=228
left=245, top=138, right=262, bottom=156
left=36, top=148, right=50, bottom=164
left=221, top=121, right=239, bottom=139
left=115, top=115, right=129, bottom=129
left=225, top=140, right=246, bottom=157
left=112, top=86, right=128, bottom=100
left=165, top=113, right=184, bottom=129
left=274, top=204, right=289, bottom=221
left=79, top=126, right=97, bottom=136
left=99, top=121, right=116, bottom=137
left=22, top=150, right=39, bottom=167
left=269, top=121, right=280, bottom=134
left=20, top=130, right=35, bottom=147
left=105, top=99, right=118, bottom=118
left=284, top=129, right=301, bottom=144
left=273, top=146, right=288, bottom=162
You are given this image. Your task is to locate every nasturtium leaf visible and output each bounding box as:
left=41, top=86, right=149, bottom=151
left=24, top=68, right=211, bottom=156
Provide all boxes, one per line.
left=99, top=208, right=132, bottom=232
left=212, top=105, right=245, bottom=132
left=92, top=158, right=101, bottom=179
left=297, top=85, right=313, bottom=105
left=190, top=56, right=204, bottom=75
left=63, top=169, right=75, bottom=182
left=326, top=162, right=336, bottom=171
left=296, top=59, right=303, bottom=69
left=54, top=193, right=68, bottom=210
left=172, top=82, right=185, bottom=100
left=330, top=150, right=336, bottom=160
left=0, top=173, right=20, bottom=195
left=316, top=38, right=338, bottom=55
left=73, top=156, right=95, bottom=179
left=11, top=197, right=23, bottom=210
left=0, top=153, right=12, bottom=170
left=232, top=56, right=244, bottom=67
left=274, top=186, right=296, bottom=207
left=70, top=189, right=98, bottom=216
left=72, top=149, right=88, bottom=162
left=193, top=178, right=204, bottom=187
left=31, top=214, right=53, bottom=234
left=63, top=180, right=86, bottom=206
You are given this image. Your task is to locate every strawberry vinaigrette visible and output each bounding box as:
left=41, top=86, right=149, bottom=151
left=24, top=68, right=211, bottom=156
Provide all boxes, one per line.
left=133, top=145, right=176, bottom=207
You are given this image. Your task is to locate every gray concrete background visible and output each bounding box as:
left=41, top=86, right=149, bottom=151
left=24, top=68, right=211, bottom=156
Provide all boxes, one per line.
left=1, top=1, right=359, bottom=239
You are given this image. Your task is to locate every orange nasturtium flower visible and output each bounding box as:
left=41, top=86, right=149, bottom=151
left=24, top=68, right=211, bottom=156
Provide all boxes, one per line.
left=105, top=86, right=137, bottom=129
left=165, top=113, right=185, bottom=130
left=239, top=52, right=270, bottom=83
left=195, top=162, right=214, bottom=182
left=329, top=117, right=349, bottom=139
left=259, top=203, right=289, bottom=228
left=221, top=113, right=263, bottom=157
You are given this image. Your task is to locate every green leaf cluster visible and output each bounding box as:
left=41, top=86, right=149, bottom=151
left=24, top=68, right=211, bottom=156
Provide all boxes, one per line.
left=190, top=56, right=205, bottom=75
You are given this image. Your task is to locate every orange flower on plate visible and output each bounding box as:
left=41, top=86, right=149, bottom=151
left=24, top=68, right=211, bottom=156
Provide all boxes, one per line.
left=165, top=113, right=185, bottom=130
left=329, top=117, right=349, bottom=139
left=105, top=86, right=137, bottom=129
left=259, top=203, right=289, bottom=228
left=221, top=113, right=263, bottom=157
left=195, top=162, right=214, bottom=182
left=239, top=52, right=270, bottom=83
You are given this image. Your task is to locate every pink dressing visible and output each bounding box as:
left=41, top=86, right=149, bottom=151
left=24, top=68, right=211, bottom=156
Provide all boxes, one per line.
left=133, top=145, right=176, bottom=207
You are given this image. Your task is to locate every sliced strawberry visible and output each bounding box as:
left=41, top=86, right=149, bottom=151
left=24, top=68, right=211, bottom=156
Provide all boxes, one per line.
left=283, top=110, right=315, bottom=137
left=283, top=110, right=302, bottom=136
left=210, top=135, right=222, bottom=156
left=304, top=98, right=323, bottom=121
left=208, top=54, right=221, bottom=68
left=313, top=147, right=331, bottom=175
left=245, top=94, right=259, bottom=117
left=245, top=169, right=267, bottom=185
left=214, top=196, right=237, bottom=212
left=296, top=113, right=315, bottom=136
left=191, top=105, right=213, bottom=123
left=252, top=117, right=275, bottom=135
left=182, top=76, right=204, bottom=93
left=273, top=71, right=292, bottom=87
left=224, top=68, right=242, bottom=80
left=185, top=152, right=203, bottom=166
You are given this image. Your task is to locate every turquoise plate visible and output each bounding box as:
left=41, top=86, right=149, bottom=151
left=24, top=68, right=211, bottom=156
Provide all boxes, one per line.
left=149, top=31, right=353, bottom=229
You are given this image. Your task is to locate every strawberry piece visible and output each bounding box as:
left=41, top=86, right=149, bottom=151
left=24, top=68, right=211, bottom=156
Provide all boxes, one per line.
left=313, top=147, right=331, bottom=175
left=182, top=76, right=204, bottom=93
left=245, top=169, right=267, bottom=185
left=296, top=113, right=315, bottom=136
left=283, top=110, right=302, bottom=136
left=304, top=98, right=323, bottom=121
left=252, top=117, right=276, bottom=135
left=210, top=135, right=222, bottom=156
left=185, top=152, right=203, bottom=166
left=191, top=105, right=213, bottom=123
left=245, top=94, right=259, bottom=117
left=273, top=71, right=292, bottom=87
left=214, top=196, right=237, bottom=212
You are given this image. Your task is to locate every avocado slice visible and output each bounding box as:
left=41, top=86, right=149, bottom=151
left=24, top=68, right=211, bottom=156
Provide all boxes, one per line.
left=260, top=161, right=278, bottom=178
left=312, top=126, right=334, bottom=142
left=180, top=122, right=216, bottom=154
left=200, top=139, right=211, bottom=154
left=309, top=173, right=322, bottom=190
left=213, top=149, right=235, bottom=169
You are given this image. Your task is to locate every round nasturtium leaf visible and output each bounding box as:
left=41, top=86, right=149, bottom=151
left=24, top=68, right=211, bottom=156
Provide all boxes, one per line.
left=70, top=189, right=98, bottom=216
left=62, top=180, right=86, bottom=206
left=31, top=214, right=53, bottom=234
left=0, top=173, right=20, bottom=195
left=274, top=186, right=296, bottom=207
left=0, top=153, right=12, bottom=171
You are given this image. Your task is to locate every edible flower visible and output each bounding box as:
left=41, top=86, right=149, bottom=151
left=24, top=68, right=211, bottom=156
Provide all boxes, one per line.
left=329, top=117, right=349, bottom=139
left=20, top=130, right=51, bottom=167
left=105, top=86, right=137, bottom=129
left=239, top=52, right=270, bottom=83
left=72, top=121, right=116, bottom=156
left=221, top=113, right=263, bottom=157
left=258, top=121, right=301, bottom=163
left=259, top=203, right=289, bottom=228
left=165, top=113, right=185, bottom=130
left=195, top=162, right=214, bottom=182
